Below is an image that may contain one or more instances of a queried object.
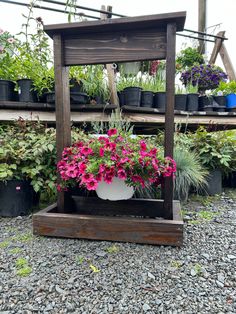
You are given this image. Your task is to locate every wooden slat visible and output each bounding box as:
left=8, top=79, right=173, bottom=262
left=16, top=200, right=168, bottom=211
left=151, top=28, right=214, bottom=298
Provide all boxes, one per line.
left=64, top=30, right=166, bottom=65
left=44, top=12, right=186, bottom=38
left=219, top=43, right=236, bottom=81
left=69, top=196, right=164, bottom=217
left=53, top=34, right=71, bottom=212
left=33, top=201, right=183, bottom=246
left=209, top=31, right=225, bottom=64
left=163, top=23, right=176, bottom=220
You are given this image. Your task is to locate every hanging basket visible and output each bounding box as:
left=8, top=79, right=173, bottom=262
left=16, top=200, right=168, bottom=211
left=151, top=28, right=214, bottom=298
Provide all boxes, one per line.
left=96, top=177, right=134, bottom=201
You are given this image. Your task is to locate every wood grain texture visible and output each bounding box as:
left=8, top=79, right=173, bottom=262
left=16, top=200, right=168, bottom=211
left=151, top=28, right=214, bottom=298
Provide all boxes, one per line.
left=209, top=31, right=225, bottom=64
left=69, top=196, right=165, bottom=217
left=53, top=34, right=71, bottom=212
left=64, top=30, right=166, bottom=65
left=44, top=11, right=186, bottom=38
left=33, top=201, right=183, bottom=246
left=163, top=23, right=177, bottom=220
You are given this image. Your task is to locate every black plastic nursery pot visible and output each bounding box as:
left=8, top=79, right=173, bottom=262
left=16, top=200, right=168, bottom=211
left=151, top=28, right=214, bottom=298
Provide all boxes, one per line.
left=17, top=79, right=38, bottom=102
left=69, top=78, right=83, bottom=93
left=117, top=91, right=125, bottom=106
left=174, top=94, right=187, bottom=111
left=213, top=95, right=226, bottom=107
left=0, top=79, right=16, bottom=101
left=198, top=96, right=213, bottom=111
left=0, top=180, right=38, bottom=217
left=124, top=87, right=142, bottom=107
left=141, top=91, right=154, bottom=108
left=187, top=93, right=199, bottom=111
left=153, top=92, right=166, bottom=110
left=205, top=169, right=222, bottom=196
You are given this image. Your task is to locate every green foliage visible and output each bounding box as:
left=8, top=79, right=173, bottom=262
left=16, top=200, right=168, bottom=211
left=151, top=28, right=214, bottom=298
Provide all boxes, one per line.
left=16, top=266, right=32, bottom=277
left=0, top=120, right=57, bottom=197
left=0, top=240, right=10, bottom=249
left=89, top=264, right=100, bottom=273
left=213, top=80, right=236, bottom=96
left=15, top=257, right=28, bottom=268
left=191, top=127, right=236, bottom=172
left=176, top=47, right=205, bottom=70
left=9, top=248, right=22, bottom=254
left=174, top=146, right=208, bottom=202
left=76, top=256, right=85, bottom=265
left=106, top=245, right=119, bottom=254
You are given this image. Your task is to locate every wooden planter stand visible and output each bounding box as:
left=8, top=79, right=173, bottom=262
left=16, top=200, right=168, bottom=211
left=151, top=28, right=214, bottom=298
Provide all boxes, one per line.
left=33, top=11, right=186, bottom=246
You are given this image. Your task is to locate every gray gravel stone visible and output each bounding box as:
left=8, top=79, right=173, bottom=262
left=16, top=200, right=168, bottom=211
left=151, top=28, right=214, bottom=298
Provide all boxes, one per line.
left=0, top=190, right=235, bottom=314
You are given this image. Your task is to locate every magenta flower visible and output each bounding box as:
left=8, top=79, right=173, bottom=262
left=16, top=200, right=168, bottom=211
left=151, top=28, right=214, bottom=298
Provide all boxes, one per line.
left=80, top=146, right=93, bottom=156
left=107, top=128, right=117, bottom=136
left=99, top=147, right=104, bottom=157
left=140, top=140, right=147, bottom=151
left=86, top=179, right=98, bottom=190
left=117, top=169, right=127, bottom=180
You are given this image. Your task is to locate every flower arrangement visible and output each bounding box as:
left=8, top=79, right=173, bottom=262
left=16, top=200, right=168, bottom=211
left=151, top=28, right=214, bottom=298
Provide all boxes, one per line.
left=57, top=129, right=176, bottom=192
left=180, top=64, right=227, bottom=93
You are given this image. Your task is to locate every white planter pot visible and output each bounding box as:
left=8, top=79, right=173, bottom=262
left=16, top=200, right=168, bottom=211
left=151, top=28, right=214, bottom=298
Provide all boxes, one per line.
left=96, top=177, right=134, bottom=201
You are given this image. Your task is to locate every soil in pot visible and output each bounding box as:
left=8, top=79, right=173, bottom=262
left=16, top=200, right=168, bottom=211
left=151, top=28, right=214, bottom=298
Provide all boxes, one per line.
left=17, top=79, right=38, bottom=102
left=153, top=92, right=166, bottom=110
left=187, top=93, right=199, bottom=111
left=0, top=80, right=15, bottom=101
left=175, top=94, right=187, bottom=111
left=0, top=180, right=38, bottom=217
left=141, top=91, right=154, bottom=108
left=124, top=87, right=142, bottom=107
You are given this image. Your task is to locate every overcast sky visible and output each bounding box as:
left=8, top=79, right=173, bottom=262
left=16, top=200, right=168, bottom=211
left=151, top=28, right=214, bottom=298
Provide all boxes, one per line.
left=0, top=0, right=236, bottom=71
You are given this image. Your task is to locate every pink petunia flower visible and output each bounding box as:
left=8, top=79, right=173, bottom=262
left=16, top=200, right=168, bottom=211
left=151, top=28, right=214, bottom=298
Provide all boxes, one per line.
left=107, top=128, right=117, bottom=136
left=80, top=146, right=93, bottom=156
left=0, top=29, right=4, bottom=35
left=117, top=169, right=127, bottom=180
left=99, top=147, right=104, bottom=157
left=140, top=140, right=147, bottom=151
left=86, top=179, right=98, bottom=190
left=81, top=173, right=94, bottom=183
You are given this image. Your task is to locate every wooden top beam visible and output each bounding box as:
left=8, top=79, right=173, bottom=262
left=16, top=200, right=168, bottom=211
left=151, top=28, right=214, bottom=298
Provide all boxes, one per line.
left=44, top=11, right=186, bottom=38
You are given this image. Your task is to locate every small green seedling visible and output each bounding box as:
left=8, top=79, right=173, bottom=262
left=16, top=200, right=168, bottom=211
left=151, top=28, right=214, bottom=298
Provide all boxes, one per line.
left=16, top=266, right=32, bottom=277
left=106, top=245, right=119, bottom=254
left=76, top=256, right=85, bottom=265
left=15, top=257, right=28, bottom=268
left=0, top=240, right=10, bottom=249
left=170, top=260, right=182, bottom=269
left=194, top=263, right=203, bottom=275
left=12, top=232, right=33, bottom=243
left=9, top=248, right=22, bottom=254
left=89, top=264, right=100, bottom=273
left=198, top=210, right=216, bottom=221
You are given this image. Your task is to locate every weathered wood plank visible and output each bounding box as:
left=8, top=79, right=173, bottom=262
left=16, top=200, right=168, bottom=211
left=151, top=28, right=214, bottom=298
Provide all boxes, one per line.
left=163, top=23, right=176, bottom=220
left=53, top=34, right=71, bottom=212
left=219, top=43, right=236, bottom=81
left=69, top=196, right=164, bottom=217
left=44, top=12, right=186, bottom=38
left=209, top=31, right=225, bottom=64
left=33, top=201, right=183, bottom=246
left=64, top=30, right=166, bottom=65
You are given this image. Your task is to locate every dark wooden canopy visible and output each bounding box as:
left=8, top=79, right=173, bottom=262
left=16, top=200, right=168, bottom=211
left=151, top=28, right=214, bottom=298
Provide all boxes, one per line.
left=44, top=11, right=186, bottom=37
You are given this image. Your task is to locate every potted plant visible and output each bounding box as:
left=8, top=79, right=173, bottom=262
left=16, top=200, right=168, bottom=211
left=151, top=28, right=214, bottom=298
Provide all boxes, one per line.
left=0, top=121, right=57, bottom=216
left=140, top=77, right=155, bottom=108
left=213, top=81, right=236, bottom=111
left=116, top=76, right=142, bottom=107
left=185, top=83, right=199, bottom=111
left=176, top=46, right=205, bottom=71
left=81, top=65, right=109, bottom=104
left=175, top=85, right=187, bottom=111
left=0, top=28, right=18, bottom=101
left=190, top=127, right=236, bottom=195
left=57, top=129, right=176, bottom=201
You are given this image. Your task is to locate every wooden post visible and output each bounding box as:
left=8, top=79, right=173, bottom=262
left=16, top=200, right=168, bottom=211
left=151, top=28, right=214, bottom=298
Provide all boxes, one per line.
left=209, top=31, right=225, bottom=64
left=100, top=5, right=119, bottom=106
left=219, top=43, right=236, bottom=81
left=163, top=23, right=176, bottom=220
left=198, top=0, right=207, bottom=54
left=53, top=34, right=71, bottom=212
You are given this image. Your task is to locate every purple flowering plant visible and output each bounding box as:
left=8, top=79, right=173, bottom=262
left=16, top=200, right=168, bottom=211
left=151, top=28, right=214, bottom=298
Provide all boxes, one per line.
left=180, top=64, right=227, bottom=93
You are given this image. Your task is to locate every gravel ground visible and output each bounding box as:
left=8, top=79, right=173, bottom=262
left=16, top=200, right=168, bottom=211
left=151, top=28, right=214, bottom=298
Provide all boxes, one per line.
left=0, top=190, right=236, bottom=314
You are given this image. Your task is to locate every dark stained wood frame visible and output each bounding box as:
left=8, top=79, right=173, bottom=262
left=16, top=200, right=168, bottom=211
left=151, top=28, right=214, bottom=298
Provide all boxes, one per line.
left=33, top=12, right=186, bottom=246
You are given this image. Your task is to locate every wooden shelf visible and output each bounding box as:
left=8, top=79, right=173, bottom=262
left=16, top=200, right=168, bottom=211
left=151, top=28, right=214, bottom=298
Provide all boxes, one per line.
left=1, top=105, right=236, bottom=129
